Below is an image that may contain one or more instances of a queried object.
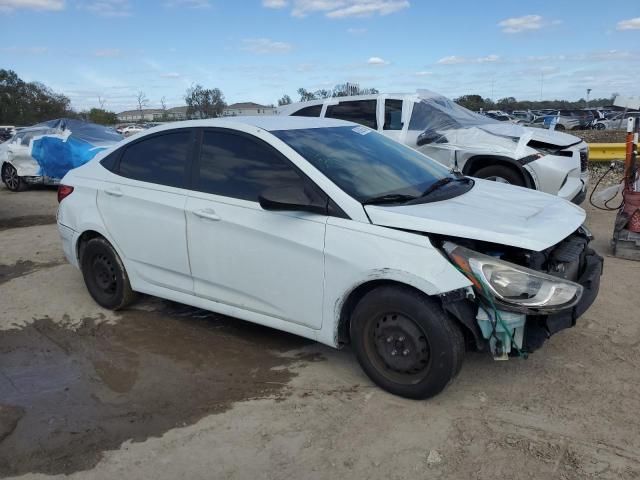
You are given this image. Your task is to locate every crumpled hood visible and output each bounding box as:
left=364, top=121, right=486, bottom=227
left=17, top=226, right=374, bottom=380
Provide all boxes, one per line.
left=478, top=123, right=582, bottom=148
left=365, top=179, right=586, bottom=251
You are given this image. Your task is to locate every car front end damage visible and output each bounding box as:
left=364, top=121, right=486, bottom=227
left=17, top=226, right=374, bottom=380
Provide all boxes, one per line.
left=438, top=227, right=602, bottom=359
left=522, top=140, right=589, bottom=205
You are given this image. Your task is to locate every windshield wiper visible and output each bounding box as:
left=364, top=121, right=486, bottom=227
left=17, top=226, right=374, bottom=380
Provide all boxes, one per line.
left=362, top=193, right=417, bottom=206
left=420, top=176, right=471, bottom=198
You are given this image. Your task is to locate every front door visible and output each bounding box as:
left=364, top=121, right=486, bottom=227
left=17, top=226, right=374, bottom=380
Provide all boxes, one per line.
left=185, top=128, right=327, bottom=329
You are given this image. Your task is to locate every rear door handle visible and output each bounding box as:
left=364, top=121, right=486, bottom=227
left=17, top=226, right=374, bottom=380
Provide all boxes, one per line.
left=193, top=208, right=221, bottom=221
left=104, top=187, right=123, bottom=197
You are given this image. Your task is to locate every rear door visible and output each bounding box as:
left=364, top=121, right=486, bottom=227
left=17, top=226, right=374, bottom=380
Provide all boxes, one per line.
left=96, top=129, right=195, bottom=293
left=185, top=128, right=327, bottom=329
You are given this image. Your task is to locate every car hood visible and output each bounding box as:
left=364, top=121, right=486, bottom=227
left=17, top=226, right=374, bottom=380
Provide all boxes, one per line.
left=478, top=122, right=582, bottom=148
left=364, top=179, right=586, bottom=251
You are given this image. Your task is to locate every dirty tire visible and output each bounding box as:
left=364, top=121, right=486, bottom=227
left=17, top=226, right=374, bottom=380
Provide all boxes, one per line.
left=1, top=163, right=26, bottom=192
left=81, top=237, right=137, bottom=310
left=350, top=286, right=464, bottom=399
left=473, top=164, right=524, bottom=186
left=555, top=124, right=566, bottom=131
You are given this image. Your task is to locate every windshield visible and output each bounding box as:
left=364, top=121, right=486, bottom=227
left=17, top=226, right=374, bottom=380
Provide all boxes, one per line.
left=272, top=126, right=452, bottom=202
left=408, top=96, right=500, bottom=132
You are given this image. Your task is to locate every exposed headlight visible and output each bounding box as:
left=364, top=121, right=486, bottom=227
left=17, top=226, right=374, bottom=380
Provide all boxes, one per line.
left=443, top=242, right=583, bottom=312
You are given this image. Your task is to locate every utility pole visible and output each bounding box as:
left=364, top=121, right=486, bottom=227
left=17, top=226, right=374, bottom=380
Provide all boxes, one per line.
left=586, top=88, right=592, bottom=107
left=540, top=71, right=544, bottom=101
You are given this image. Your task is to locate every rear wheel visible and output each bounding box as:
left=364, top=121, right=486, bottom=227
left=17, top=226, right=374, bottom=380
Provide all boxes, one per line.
left=555, top=124, right=566, bottom=131
left=2, top=163, right=25, bottom=192
left=473, top=164, right=524, bottom=186
left=350, top=286, right=464, bottom=399
left=80, top=237, right=137, bottom=310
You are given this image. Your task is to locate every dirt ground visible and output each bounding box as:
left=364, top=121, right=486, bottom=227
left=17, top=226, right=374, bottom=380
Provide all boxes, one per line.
left=0, top=182, right=639, bottom=480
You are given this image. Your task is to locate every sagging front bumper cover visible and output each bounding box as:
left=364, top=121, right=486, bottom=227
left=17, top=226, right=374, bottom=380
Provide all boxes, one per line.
left=523, top=248, right=603, bottom=352
left=443, top=247, right=603, bottom=354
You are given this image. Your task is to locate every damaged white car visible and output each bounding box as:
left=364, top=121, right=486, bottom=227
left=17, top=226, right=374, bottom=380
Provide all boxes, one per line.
left=57, top=117, right=602, bottom=399
left=279, top=90, right=590, bottom=204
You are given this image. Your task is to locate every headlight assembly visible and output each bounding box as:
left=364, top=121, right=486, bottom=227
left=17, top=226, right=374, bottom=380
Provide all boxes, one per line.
left=443, top=242, right=583, bottom=312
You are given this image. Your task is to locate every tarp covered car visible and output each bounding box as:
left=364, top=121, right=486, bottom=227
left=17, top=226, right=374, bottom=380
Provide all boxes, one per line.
left=1, top=118, right=123, bottom=191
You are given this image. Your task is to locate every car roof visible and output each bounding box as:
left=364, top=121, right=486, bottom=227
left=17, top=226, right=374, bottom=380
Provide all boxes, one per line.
left=142, top=116, right=356, bottom=134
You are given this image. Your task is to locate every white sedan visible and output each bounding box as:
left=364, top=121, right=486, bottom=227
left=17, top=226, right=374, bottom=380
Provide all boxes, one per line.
left=57, top=117, right=602, bottom=398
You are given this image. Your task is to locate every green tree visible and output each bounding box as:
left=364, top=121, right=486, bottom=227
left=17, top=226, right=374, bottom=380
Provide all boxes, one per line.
left=87, top=108, right=118, bottom=125
left=185, top=84, right=226, bottom=119
left=278, top=94, right=292, bottom=106
left=454, top=94, right=489, bottom=111
left=0, top=69, right=72, bottom=125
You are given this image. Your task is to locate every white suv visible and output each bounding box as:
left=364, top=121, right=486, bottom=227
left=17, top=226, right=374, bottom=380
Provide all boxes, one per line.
left=279, top=91, right=589, bottom=204
left=57, top=117, right=602, bottom=399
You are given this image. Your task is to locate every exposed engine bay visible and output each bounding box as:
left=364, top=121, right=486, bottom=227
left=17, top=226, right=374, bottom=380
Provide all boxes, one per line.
left=436, top=227, right=603, bottom=360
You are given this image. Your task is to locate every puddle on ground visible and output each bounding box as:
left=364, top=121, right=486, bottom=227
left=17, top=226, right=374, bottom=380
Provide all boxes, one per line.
left=0, top=215, right=56, bottom=231
left=0, top=302, right=319, bottom=477
left=0, top=260, right=63, bottom=285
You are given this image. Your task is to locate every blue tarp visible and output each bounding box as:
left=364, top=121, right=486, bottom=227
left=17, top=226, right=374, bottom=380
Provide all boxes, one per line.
left=28, top=119, right=122, bottom=179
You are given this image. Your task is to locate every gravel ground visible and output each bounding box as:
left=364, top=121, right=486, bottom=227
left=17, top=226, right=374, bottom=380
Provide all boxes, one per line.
left=574, top=130, right=627, bottom=144
left=0, top=183, right=639, bottom=480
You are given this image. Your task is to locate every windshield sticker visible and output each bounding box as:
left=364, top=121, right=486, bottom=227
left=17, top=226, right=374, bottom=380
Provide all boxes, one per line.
left=352, top=126, right=371, bottom=135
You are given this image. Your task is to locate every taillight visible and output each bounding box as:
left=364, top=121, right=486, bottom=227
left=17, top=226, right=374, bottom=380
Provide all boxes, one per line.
left=58, top=185, right=74, bottom=203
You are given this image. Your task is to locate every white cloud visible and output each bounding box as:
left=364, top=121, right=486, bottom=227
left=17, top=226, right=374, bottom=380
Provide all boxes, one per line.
left=241, top=38, right=293, bottom=54
left=437, top=54, right=500, bottom=65
left=165, top=0, right=211, bottom=8
left=347, top=27, right=367, bottom=35
left=617, top=17, right=640, bottom=31
left=367, top=56, right=388, bottom=65
left=0, top=0, right=64, bottom=13
left=160, top=72, right=182, bottom=78
left=80, top=0, right=131, bottom=17
left=436, top=55, right=467, bottom=65
left=498, top=14, right=554, bottom=33
left=275, top=0, right=409, bottom=18
left=262, top=0, right=287, bottom=7
left=414, top=71, right=432, bottom=76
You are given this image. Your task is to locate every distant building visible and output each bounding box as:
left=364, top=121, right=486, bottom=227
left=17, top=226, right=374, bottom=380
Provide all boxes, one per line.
left=117, top=102, right=275, bottom=122
left=223, top=102, right=276, bottom=117
left=116, top=106, right=187, bottom=122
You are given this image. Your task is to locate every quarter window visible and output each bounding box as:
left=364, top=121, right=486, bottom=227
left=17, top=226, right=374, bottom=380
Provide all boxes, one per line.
left=195, top=130, right=307, bottom=202
left=325, top=100, right=378, bottom=129
left=118, top=131, right=191, bottom=188
left=291, top=105, right=322, bottom=117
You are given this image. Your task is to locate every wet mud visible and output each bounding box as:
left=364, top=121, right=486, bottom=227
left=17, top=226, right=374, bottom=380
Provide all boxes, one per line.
left=0, top=303, right=316, bottom=477
left=0, top=260, right=63, bottom=285
left=0, top=215, right=56, bottom=231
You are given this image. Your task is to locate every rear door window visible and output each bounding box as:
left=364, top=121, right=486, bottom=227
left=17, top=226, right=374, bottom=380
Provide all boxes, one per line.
left=117, top=130, right=192, bottom=188
left=325, top=100, right=378, bottom=129
left=383, top=99, right=403, bottom=130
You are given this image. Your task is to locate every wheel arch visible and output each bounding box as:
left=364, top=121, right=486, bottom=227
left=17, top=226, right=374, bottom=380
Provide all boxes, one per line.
left=336, top=279, right=479, bottom=350
left=463, top=155, right=535, bottom=189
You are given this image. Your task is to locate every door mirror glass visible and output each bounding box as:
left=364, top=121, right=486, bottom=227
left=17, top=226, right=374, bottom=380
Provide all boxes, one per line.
left=259, top=185, right=327, bottom=215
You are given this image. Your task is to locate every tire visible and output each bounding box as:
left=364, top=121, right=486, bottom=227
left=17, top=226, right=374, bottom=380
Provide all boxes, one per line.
left=555, top=124, right=565, bottom=131
left=1, top=163, right=26, bottom=192
left=595, top=123, right=605, bottom=130
left=350, top=286, right=465, bottom=399
left=80, top=237, right=138, bottom=310
left=473, top=164, right=525, bottom=186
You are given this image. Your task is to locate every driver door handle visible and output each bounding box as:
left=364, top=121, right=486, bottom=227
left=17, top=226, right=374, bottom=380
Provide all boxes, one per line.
left=104, top=187, right=123, bottom=197
left=193, top=208, right=221, bottom=221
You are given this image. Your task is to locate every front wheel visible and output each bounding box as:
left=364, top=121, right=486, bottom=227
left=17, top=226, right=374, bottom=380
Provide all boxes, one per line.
left=350, top=286, right=465, bottom=399
left=1, top=163, right=25, bottom=192
left=473, top=164, right=524, bottom=186
left=80, top=237, right=138, bottom=310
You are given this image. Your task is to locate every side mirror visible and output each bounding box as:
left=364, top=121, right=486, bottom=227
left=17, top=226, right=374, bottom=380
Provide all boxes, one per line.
left=259, top=185, right=327, bottom=215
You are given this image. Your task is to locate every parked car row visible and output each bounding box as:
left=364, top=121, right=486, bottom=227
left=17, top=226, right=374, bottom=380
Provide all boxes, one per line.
left=278, top=91, right=589, bottom=204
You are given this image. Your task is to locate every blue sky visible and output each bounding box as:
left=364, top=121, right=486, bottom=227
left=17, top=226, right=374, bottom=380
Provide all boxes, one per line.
left=1, top=0, right=639, bottom=112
